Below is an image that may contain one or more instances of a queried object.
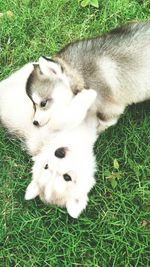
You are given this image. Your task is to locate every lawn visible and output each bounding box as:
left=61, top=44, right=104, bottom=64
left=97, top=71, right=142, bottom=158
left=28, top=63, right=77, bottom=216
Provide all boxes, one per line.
left=0, top=1, right=149, bottom=266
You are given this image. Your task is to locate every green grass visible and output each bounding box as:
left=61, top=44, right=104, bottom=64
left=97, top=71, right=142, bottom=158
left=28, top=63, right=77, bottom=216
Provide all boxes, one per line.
left=0, top=0, right=150, bottom=266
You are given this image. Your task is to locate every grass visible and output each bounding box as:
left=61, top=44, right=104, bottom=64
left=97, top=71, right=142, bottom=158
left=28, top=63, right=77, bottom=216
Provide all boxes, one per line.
left=0, top=0, right=150, bottom=266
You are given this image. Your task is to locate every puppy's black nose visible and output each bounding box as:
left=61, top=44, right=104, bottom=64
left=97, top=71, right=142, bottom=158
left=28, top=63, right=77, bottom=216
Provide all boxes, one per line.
left=55, top=147, right=66, bottom=158
left=33, top=120, right=39, bottom=126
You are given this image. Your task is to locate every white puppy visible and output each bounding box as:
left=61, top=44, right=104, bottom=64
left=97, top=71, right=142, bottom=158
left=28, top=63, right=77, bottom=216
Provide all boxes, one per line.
left=25, top=115, right=98, bottom=218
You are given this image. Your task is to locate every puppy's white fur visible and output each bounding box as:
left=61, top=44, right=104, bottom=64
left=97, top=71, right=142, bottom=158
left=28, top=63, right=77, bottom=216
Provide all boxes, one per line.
left=0, top=63, right=47, bottom=155
left=33, top=87, right=97, bottom=131
left=0, top=63, right=98, bottom=217
left=0, top=63, right=97, bottom=155
left=0, top=63, right=34, bottom=136
left=25, top=115, right=98, bottom=218
left=26, top=88, right=97, bottom=156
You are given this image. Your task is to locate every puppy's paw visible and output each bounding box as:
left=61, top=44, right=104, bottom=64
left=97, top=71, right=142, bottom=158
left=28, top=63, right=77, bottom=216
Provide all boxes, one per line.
left=97, top=117, right=118, bottom=133
left=66, top=195, right=88, bottom=218
left=25, top=181, right=39, bottom=200
left=81, top=89, right=97, bottom=106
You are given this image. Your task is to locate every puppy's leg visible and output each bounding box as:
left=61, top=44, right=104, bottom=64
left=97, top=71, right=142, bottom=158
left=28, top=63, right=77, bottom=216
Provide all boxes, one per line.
left=66, top=194, right=88, bottom=218
left=25, top=181, right=39, bottom=200
left=97, top=117, right=119, bottom=132
left=51, top=89, right=97, bottom=130
left=96, top=102, right=125, bottom=133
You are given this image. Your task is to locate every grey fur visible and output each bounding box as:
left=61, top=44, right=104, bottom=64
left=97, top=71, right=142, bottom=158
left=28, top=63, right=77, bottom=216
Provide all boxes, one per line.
left=27, top=22, right=150, bottom=128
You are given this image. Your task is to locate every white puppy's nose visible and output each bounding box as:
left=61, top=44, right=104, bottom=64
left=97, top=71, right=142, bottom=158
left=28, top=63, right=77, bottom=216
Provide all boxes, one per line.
left=55, top=147, right=67, bottom=158
left=33, top=120, right=40, bottom=126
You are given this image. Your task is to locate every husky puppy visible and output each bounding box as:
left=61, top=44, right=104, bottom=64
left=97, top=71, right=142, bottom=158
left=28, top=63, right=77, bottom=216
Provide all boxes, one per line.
left=25, top=115, right=97, bottom=218
left=0, top=63, right=97, bottom=155
left=26, top=58, right=91, bottom=130
left=26, top=22, right=150, bottom=131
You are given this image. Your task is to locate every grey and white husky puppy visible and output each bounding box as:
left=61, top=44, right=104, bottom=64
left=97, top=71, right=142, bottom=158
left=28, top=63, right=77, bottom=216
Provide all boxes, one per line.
left=26, top=22, right=150, bottom=131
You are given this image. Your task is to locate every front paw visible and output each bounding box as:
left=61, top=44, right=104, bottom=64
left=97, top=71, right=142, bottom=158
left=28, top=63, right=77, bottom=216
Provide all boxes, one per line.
left=66, top=196, right=88, bottom=218
left=80, top=89, right=97, bottom=108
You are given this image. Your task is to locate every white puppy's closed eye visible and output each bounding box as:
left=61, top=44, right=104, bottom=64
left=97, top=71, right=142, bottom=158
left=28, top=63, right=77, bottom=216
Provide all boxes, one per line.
left=25, top=181, right=39, bottom=200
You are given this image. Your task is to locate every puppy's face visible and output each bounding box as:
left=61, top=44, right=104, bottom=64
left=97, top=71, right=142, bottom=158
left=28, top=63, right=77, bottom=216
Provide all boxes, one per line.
left=26, top=57, right=74, bottom=127
left=25, top=145, right=96, bottom=218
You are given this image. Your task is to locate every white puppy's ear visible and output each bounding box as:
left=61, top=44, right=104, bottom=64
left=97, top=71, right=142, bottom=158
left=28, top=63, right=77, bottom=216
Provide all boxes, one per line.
left=66, top=195, right=88, bottom=219
left=25, top=181, right=39, bottom=200
left=38, top=56, right=62, bottom=77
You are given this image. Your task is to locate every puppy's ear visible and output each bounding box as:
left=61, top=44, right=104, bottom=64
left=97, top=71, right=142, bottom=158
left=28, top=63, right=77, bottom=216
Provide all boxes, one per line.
left=25, top=181, right=39, bottom=200
left=66, top=195, right=88, bottom=218
left=38, top=56, right=62, bottom=77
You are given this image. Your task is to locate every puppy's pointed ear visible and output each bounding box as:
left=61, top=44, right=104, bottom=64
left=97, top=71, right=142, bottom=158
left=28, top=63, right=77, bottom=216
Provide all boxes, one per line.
left=66, top=195, right=88, bottom=218
left=38, top=56, right=62, bottom=77
left=25, top=181, right=39, bottom=200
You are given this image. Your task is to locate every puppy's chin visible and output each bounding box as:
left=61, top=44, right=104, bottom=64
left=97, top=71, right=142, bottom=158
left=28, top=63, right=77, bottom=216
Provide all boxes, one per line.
left=39, top=192, right=67, bottom=207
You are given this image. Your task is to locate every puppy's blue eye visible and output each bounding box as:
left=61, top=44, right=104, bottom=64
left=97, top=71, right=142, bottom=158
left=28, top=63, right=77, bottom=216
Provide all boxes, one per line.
left=40, top=100, right=47, bottom=107
left=63, top=173, right=72, bottom=182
